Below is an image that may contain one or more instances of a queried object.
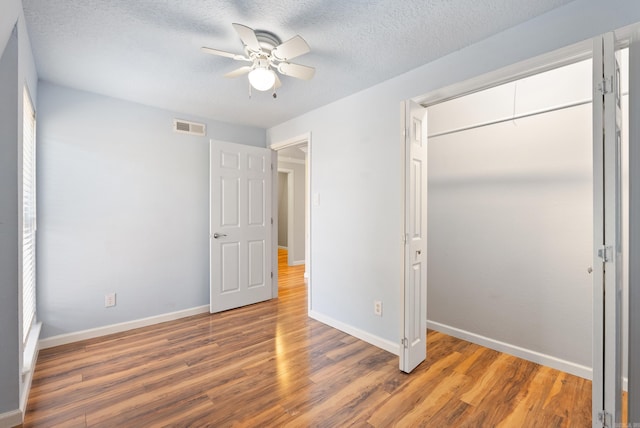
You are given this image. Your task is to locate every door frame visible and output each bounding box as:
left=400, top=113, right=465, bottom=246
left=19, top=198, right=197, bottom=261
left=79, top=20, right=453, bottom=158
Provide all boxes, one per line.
left=629, top=26, right=640, bottom=425
left=406, top=23, right=639, bottom=422
left=270, top=132, right=312, bottom=310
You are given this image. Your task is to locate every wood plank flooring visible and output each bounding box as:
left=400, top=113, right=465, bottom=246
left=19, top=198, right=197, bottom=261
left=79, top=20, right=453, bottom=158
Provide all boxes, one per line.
left=22, top=249, right=591, bottom=427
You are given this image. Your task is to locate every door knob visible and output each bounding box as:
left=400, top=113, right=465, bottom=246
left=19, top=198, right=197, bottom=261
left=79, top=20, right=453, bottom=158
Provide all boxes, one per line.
left=213, top=233, right=227, bottom=239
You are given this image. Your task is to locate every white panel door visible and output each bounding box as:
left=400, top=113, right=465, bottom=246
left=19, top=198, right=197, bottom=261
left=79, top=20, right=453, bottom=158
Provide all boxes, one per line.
left=400, top=100, right=428, bottom=373
left=592, top=32, right=624, bottom=427
left=210, top=140, right=273, bottom=313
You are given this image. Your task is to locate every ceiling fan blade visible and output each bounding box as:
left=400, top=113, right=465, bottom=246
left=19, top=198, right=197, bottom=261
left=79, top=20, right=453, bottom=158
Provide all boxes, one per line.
left=271, top=35, right=310, bottom=61
left=232, top=23, right=260, bottom=52
left=224, top=66, right=252, bottom=78
left=201, top=47, right=249, bottom=61
left=277, top=62, right=315, bottom=80
left=274, top=73, right=282, bottom=89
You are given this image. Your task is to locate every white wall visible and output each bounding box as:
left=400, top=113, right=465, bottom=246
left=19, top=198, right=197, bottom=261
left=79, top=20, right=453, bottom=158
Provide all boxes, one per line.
left=37, top=82, right=265, bottom=339
left=278, top=159, right=306, bottom=264
left=267, top=0, right=640, bottom=354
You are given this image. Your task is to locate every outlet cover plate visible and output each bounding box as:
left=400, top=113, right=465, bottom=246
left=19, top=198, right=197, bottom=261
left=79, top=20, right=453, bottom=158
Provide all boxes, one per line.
left=374, top=300, right=382, bottom=316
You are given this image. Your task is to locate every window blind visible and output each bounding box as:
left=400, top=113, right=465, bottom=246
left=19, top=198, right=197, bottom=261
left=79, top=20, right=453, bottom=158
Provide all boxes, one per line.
left=22, top=87, right=36, bottom=343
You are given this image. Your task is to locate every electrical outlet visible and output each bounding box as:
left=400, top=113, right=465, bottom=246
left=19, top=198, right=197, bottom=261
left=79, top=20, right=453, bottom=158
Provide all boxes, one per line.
left=374, top=300, right=382, bottom=316
left=105, top=292, right=116, bottom=308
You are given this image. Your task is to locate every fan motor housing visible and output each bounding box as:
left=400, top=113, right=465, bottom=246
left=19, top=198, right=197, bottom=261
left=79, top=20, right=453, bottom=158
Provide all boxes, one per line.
left=254, top=30, right=281, bottom=53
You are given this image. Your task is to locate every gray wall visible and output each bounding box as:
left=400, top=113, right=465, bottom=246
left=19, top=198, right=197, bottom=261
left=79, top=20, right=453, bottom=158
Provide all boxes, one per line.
left=279, top=159, right=306, bottom=264
left=0, top=24, right=20, bottom=416
left=278, top=172, right=288, bottom=247
left=267, top=0, right=640, bottom=354
left=0, top=0, right=38, bottom=417
left=37, top=82, right=265, bottom=338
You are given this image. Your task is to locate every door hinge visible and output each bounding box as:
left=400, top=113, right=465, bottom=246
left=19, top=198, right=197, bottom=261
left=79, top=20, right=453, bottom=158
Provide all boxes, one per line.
left=597, top=409, right=612, bottom=427
left=271, top=163, right=274, bottom=171
left=597, top=245, right=613, bottom=263
left=271, top=217, right=273, bottom=225
left=271, top=271, right=273, bottom=279
left=597, top=76, right=613, bottom=95
left=402, top=337, right=409, bottom=349
left=402, top=233, right=408, bottom=245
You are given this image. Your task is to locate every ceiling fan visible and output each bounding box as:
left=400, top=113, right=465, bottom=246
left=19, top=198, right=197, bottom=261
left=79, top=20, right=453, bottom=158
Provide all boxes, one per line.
left=201, top=23, right=315, bottom=96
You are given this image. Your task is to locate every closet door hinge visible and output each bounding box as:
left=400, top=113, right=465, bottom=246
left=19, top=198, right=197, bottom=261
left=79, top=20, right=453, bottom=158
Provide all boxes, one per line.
left=402, top=337, right=409, bottom=349
left=597, top=245, right=613, bottom=263
left=597, top=76, right=613, bottom=95
left=597, top=409, right=611, bottom=427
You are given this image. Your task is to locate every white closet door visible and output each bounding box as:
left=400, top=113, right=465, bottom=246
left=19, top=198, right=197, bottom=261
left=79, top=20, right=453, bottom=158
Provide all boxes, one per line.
left=592, top=31, right=624, bottom=427
left=401, top=100, right=428, bottom=373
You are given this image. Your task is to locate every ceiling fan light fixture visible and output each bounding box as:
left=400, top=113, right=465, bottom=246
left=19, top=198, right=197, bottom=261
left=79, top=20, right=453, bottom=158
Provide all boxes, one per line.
left=202, top=23, right=314, bottom=94
left=248, top=67, right=276, bottom=91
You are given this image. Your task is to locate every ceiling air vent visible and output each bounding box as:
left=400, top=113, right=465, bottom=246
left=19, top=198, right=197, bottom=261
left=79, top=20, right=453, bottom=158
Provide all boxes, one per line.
left=173, top=119, right=206, bottom=136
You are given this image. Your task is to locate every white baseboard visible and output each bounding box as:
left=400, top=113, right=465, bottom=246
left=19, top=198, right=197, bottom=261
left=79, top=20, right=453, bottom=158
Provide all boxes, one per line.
left=39, top=305, right=210, bottom=349
left=309, top=310, right=400, bottom=356
left=278, top=245, right=288, bottom=250
left=291, top=259, right=305, bottom=266
left=427, top=320, right=592, bottom=380
left=0, top=409, right=22, bottom=427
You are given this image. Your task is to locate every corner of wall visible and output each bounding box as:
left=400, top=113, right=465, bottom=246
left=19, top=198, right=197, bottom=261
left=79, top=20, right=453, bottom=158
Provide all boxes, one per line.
left=309, top=310, right=400, bottom=356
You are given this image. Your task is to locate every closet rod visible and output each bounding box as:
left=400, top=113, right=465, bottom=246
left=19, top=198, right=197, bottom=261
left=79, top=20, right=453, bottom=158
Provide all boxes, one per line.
left=428, top=99, right=592, bottom=139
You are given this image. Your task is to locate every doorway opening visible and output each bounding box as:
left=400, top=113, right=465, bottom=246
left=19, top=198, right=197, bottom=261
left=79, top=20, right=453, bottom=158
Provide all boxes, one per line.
left=277, top=169, right=294, bottom=262
left=271, top=133, right=311, bottom=310
left=403, top=33, right=633, bottom=425
left=426, top=56, right=599, bottom=377
left=277, top=152, right=305, bottom=269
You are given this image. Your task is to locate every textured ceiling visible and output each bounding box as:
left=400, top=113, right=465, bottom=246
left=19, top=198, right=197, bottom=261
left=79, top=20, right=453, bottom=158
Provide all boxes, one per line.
left=22, top=0, right=575, bottom=128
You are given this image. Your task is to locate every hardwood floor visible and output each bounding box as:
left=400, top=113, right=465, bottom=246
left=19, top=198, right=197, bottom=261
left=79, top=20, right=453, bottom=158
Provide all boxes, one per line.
left=23, top=249, right=591, bottom=427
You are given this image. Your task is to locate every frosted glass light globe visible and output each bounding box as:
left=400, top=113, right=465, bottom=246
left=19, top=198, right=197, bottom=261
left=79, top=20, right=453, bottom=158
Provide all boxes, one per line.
left=248, top=68, right=276, bottom=91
